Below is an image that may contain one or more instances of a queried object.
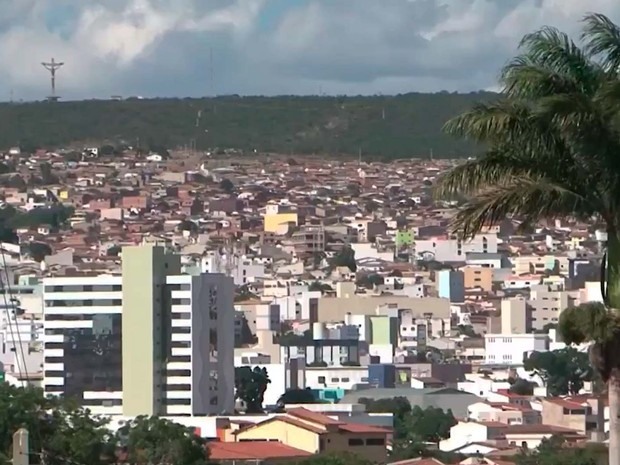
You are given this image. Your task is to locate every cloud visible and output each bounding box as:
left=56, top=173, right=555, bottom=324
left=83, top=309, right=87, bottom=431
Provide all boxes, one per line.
left=0, top=0, right=619, bottom=100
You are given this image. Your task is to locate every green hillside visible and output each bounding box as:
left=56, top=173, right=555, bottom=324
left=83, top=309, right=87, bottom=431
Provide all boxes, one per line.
left=0, top=92, right=497, bottom=158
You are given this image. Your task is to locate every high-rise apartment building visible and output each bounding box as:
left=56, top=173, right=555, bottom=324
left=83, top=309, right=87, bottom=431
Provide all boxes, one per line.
left=43, top=244, right=235, bottom=417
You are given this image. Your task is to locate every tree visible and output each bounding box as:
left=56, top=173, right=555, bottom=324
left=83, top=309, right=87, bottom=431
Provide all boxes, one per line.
left=516, top=435, right=604, bottom=465
left=330, top=246, right=357, bottom=272
left=219, top=178, right=234, bottom=194
left=356, top=273, right=384, bottom=289
left=0, top=384, right=115, bottom=465
left=27, top=241, right=52, bottom=262
left=39, top=162, right=58, bottom=185
left=308, top=281, right=332, bottom=293
left=524, top=348, right=593, bottom=396
left=456, top=324, right=478, bottom=338
left=116, top=416, right=209, bottom=465
left=235, top=366, right=270, bottom=413
left=510, top=378, right=536, bottom=396
left=295, top=452, right=374, bottom=465
left=359, top=397, right=412, bottom=438
left=435, top=15, right=620, bottom=465
left=359, top=397, right=455, bottom=443
left=99, top=144, right=116, bottom=156
left=278, top=388, right=318, bottom=405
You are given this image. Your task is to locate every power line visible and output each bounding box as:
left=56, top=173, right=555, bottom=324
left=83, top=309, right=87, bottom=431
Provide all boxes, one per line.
left=0, top=244, right=46, bottom=460
left=0, top=247, right=29, bottom=386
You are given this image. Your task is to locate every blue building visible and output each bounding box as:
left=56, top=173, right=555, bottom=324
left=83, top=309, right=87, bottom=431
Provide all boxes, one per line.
left=437, top=270, right=465, bottom=303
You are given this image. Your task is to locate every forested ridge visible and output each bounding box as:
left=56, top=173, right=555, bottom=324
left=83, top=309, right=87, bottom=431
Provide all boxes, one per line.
left=2, top=92, right=497, bottom=158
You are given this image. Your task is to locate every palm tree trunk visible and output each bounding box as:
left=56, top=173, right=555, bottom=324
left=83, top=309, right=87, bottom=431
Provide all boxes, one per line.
left=610, top=377, right=620, bottom=465
left=607, top=231, right=620, bottom=465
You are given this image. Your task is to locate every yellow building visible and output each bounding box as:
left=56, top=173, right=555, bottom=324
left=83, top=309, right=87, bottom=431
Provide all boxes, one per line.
left=263, top=203, right=298, bottom=233
left=264, top=212, right=298, bottom=233
left=233, top=408, right=390, bottom=463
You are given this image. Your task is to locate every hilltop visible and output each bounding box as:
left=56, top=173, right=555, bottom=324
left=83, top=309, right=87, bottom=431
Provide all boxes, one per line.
left=0, top=92, right=497, bottom=158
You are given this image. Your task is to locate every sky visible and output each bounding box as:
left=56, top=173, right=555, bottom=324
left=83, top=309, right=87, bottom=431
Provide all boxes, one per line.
left=3, top=0, right=620, bottom=100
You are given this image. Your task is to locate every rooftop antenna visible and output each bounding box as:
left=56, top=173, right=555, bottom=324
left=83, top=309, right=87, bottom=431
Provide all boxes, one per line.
left=41, top=58, right=64, bottom=102
left=209, top=47, right=214, bottom=97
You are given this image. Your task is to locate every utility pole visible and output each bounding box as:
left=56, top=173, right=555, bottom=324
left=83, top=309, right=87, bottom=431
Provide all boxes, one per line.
left=13, top=428, right=29, bottom=465
left=41, top=58, right=64, bottom=102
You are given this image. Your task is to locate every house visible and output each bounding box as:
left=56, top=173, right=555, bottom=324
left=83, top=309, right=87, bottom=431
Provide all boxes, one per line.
left=541, top=397, right=605, bottom=439
left=208, top=441, right=312, bottom=464
left=340, top=387, right=482, bottom=418
left=439, top=420, right=584, bottom=452
left=232, top=407, right=391, bottom=463
left=467, top=401, right=541, bottom=425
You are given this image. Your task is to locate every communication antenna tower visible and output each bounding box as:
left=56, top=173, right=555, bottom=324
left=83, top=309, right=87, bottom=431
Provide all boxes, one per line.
left=41, top=58, right=64, bottom=101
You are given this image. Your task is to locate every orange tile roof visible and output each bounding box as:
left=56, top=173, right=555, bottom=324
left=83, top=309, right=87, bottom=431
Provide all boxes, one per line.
left=233, top=415, right=326, bottom=435
left=338, top=423, right=392, bottom=434
left=287, top=407, right=344, bottom=426
left=545, top=398, right=588, bottom=409
left=208, top=441, right=312, bottom=460
left=388, top=458, right=446, bottom=465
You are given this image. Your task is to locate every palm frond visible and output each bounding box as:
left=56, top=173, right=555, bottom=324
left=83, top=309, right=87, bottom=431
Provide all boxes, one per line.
left=534, top=93, right=596, bottom=129
left=518, top=26, right=600, bottom=93
left=582, top=13, right=620, bottom=74
left=434, top=150, right=528, bottom=199
left=502, top=56, right=589, bottom=98
left=449, top=176, right=595, bottom=239
left=442, top=100, right=531, bottom=143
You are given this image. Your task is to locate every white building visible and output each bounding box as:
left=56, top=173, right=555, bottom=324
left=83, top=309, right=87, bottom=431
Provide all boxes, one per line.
left=201, top=251, right=265, bottom=286
left=414, top=233, right=498, bottom=263
left=42, top=259, right=235, bottom=417
left=484, top=333, right=549, bottom=365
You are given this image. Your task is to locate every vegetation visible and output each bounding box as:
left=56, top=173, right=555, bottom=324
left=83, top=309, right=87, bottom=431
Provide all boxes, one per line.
left=234, top=366, right=270, bottom=414
left=26, top=242, right=52, bottom=262
left=356, top=274, right=384, bottom=289
left=278, top=388, right=319, bottom=405
left=0, top=94, right=497, bottom=159
left=308, top=281, right=333, bottom=293
left=292, top=451, right=375, bottom=465
left=0, top=383, right=210, bottom=465
left=435, top=13, right=620, bottom=465
left=357, top=397, right=458, bottom=461
left=523, top=348, right=593, bottom=396
left=330, top=246, right=357, bottom=272
left=515, top=435, right=606, bottom=465
left=456, top=324, right=478, bottom=338
left=509, top=378, right=537, bottom=396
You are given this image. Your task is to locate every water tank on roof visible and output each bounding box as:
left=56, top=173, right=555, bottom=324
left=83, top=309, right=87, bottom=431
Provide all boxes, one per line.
left=595, top=230, right=608, bottom=242
left=313, top=322, right=326, bottom=340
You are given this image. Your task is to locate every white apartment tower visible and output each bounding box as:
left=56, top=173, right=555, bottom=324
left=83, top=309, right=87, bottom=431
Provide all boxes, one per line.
left=43, top=244, right=235, bottom=417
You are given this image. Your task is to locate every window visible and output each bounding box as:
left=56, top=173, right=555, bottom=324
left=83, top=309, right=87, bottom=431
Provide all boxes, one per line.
left=331, top=378, right=339, bottom=382
left=348, top=438, right=364, bottom=446
left=341, top=377, right=350, bottom=382
left=318, top=376, right=326, bottom=383
left=366, top=438, right=385, bottom=446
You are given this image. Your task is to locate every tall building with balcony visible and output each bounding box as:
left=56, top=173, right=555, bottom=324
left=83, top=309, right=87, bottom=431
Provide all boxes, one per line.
left=43, top=244, right=235, bottom=417
left=290, top=226, right=326, bottom=255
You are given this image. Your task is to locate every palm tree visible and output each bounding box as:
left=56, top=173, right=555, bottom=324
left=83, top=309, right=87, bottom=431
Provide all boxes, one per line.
left=435, top=14, right=620, bottom=463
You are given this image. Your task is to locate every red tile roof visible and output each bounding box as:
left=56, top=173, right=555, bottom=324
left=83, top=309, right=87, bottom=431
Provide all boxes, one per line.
left=287, top=407, right=344, bottom=426
left=388, top=458, right=446, bottom=465
left=338, top=423, right=392, bottom=434
left=233, top=415, right=326, bottom=435
left=208, top=441, right=312, bottom=460
left=544, top=398, right=588, bottom=409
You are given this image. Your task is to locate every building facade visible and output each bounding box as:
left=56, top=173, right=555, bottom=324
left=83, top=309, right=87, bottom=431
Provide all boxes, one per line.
left=43, top=244, right=235, bottom=417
